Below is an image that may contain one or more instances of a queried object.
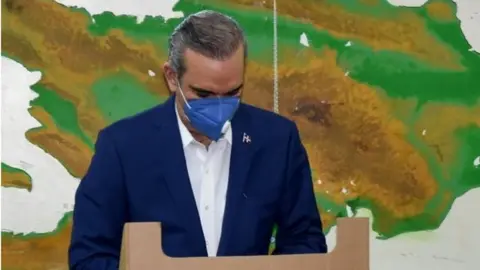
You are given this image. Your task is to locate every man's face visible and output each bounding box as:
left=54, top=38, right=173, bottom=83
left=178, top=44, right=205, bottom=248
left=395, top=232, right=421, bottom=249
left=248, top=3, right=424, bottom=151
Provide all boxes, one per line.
left=163, top=46, right=245, bottom=133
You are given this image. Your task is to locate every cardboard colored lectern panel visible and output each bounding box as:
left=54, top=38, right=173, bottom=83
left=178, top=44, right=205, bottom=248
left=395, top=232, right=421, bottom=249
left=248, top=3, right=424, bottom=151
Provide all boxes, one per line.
left=120, top=218, right=369, bottom=270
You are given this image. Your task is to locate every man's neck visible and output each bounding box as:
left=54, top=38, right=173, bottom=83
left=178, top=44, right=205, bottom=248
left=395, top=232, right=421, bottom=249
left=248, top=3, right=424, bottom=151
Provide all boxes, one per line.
left=179, top=111, right=212, bottom=147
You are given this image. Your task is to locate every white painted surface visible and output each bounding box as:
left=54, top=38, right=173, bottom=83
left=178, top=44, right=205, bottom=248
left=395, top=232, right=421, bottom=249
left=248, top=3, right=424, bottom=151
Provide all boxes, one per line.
left=327, top=188, right=480, bottom=270
left=387, top=0, right=429, bottom=6
left=300, top=32, right=310, bottom=47
left=453, top=0, right=480, bottom=53
left=54, top=0, right=183, bottom=22
left=1, top=57, right=80, bottom=233
left=387, top=0, right=480, bottom=53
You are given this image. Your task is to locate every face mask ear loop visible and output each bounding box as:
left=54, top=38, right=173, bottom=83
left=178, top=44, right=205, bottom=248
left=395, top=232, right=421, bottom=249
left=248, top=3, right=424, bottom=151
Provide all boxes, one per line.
left=176, top=78, right=192, bottom=109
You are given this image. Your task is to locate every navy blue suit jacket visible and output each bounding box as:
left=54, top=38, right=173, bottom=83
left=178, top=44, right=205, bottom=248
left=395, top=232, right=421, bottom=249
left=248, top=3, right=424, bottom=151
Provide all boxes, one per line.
left=69, top=96, right=327, bottom=269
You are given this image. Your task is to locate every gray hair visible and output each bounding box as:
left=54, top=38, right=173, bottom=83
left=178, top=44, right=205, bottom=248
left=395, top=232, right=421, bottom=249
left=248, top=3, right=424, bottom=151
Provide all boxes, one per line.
left=168, top=10, right=248, bottom=79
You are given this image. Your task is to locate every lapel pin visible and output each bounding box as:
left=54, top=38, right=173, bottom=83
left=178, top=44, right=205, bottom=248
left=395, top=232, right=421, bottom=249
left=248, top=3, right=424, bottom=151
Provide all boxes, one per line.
left=242, top=132, right=251, bottom=144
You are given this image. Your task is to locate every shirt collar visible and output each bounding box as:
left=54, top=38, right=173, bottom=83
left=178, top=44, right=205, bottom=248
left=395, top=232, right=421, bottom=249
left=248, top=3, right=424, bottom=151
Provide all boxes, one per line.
left=175, top=103, right=232, bottom=148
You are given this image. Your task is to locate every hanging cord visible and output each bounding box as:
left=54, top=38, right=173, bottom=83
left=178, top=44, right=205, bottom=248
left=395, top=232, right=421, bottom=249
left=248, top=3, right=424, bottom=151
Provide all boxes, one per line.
left=272, top=0, right=279, bottom=113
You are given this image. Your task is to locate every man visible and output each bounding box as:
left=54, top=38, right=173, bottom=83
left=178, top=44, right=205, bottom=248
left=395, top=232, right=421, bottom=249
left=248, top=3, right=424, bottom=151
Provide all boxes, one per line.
left=69, top=10, right=327, bottom=269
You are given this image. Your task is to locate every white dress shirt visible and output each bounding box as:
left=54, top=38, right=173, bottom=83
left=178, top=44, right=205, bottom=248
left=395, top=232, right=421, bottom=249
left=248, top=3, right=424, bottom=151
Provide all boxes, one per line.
left=175, top=105, right=232, bottom=257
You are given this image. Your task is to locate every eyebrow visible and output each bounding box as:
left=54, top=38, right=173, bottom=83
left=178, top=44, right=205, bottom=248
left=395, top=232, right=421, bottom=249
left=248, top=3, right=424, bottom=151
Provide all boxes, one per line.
left=189, top=83, right=244, bottom=96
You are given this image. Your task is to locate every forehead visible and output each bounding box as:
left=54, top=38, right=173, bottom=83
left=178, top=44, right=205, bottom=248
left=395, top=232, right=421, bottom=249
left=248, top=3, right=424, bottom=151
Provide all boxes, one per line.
left=182, top=47, right=244, bottom=92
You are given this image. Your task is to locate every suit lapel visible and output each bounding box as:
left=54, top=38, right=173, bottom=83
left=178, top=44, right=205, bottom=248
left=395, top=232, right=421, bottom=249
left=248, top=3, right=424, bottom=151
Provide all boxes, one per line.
left=154, top=96, right=207, bottom=256
left=217, top=105, right=258, bottom=256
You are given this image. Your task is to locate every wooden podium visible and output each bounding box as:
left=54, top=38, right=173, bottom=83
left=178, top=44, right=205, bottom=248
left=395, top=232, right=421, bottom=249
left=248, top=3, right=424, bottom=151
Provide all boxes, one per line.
left=120, top=218, right=369, bottom=270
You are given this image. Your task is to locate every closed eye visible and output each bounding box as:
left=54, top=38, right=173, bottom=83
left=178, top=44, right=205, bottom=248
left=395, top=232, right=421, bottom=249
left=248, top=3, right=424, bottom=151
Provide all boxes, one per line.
left=190, top=83, right=243, bottom=98
left=195, top=89, right=212, bottom=98
left=225, top=85, right=243, bottom=96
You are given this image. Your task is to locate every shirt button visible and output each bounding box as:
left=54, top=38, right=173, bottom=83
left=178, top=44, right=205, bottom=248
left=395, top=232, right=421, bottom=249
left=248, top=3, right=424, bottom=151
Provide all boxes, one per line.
left=205, top=205, right=209, bottom=210
left=205, top=168, right=209, bottom=174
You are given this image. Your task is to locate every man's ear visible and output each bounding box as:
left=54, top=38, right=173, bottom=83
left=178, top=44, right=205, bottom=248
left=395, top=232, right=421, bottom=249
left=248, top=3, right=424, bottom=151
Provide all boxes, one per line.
left=163, top=62, right=178, bottom=93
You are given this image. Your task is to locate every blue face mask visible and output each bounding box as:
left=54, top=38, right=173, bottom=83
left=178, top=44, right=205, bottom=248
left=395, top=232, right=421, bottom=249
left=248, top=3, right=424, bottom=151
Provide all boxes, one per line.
left=177, top=81, right=240, bottom=141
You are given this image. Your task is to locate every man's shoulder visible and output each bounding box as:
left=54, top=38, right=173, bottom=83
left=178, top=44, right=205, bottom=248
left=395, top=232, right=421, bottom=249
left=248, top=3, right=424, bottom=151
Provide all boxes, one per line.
left=100, top=103, right=164, bottom=141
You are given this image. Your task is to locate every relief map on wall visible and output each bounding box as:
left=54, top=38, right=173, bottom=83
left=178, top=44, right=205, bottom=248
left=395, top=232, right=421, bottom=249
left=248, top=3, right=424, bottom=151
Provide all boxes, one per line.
left=1, top=0, right=479, bottom=269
